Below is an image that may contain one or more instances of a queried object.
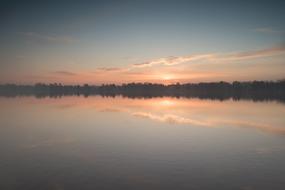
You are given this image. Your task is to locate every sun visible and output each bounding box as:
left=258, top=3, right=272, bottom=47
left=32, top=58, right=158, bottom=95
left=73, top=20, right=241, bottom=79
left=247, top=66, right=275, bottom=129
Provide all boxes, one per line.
left=162, top=74, right=174, bottom=80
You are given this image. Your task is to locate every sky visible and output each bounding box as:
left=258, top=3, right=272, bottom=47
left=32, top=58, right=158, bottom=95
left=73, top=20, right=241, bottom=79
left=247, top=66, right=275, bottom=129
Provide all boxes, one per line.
left=0, top=0, right=285, bottom=84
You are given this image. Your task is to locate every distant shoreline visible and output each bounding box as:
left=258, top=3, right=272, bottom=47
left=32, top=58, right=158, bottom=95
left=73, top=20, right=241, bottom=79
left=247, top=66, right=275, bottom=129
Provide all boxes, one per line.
left=1, top=80, right=285, bottom=102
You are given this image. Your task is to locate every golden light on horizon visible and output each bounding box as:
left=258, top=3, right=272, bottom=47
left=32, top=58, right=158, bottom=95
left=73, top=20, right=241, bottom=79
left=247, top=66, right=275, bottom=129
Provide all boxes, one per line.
left=161, top=74, right=174, bottom=80
left=158, top=73, right=178, bottom=83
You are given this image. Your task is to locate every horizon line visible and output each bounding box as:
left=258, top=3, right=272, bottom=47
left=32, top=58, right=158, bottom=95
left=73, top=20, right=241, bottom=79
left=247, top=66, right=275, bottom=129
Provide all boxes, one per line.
left=1, top=79, right=285, bottom=86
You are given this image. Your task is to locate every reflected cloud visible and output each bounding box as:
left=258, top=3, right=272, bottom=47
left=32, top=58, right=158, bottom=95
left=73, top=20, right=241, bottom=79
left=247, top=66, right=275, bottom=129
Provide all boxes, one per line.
left=132, top=111, right=285, bottom=136
left=13, top=96, right=285, bottom=136
left=255, top=146, right=285, bottom=155
left=22, top=138, right=76, bottom=149
left=232, top=120, right=285, bottom=135
left=98, top=108, right=123, bottom=112
left=56, top=104, right=77, bottom=110
left=132, top=112, right=213, bottom=127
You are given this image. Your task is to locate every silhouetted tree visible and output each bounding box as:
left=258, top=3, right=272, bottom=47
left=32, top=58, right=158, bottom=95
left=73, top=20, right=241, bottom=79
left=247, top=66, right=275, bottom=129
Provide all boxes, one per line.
left=1, top=80, right=285, bottom=102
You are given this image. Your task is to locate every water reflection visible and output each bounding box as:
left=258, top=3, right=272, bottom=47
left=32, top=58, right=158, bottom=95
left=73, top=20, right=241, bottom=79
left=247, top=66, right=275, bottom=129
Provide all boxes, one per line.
left=5, top=96, right=283, bottom=135
left=1, top=96, right=285, bottom=190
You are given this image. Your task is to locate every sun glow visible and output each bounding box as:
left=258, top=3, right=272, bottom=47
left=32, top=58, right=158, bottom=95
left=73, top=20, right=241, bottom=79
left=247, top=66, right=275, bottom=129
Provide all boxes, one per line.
left=161, top=74, right=175, bottom=80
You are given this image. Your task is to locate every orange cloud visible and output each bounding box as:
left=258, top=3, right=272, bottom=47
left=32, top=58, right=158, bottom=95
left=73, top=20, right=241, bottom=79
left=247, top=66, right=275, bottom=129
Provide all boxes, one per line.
left=53, top=71, right=77, bottom=76
left=133, top=43, right=285, bottom=68
left=10, top=43, right=285, bottom=84
left=221, top=43, right=285, bottom=60
left=94, top=67, right=129, bottom=72
left=133, top=54, right=213, bottom=68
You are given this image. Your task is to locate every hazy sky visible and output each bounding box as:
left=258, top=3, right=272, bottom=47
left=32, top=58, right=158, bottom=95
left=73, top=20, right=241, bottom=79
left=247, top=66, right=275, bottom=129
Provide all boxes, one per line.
left=1, top=0, right=285, bottom=84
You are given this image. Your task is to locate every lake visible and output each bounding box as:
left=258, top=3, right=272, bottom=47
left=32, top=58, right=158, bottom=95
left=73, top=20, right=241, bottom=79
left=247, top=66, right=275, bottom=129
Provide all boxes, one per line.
left=0, top=96, right=285, bottom=190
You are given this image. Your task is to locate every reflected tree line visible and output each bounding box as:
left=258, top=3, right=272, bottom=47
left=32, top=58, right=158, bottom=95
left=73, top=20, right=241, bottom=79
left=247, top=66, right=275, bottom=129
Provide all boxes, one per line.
left=1, top=80, right=285, bottom=102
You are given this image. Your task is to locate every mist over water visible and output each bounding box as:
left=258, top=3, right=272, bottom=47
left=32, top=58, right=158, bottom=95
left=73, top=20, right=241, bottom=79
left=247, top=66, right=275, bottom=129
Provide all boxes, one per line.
left=1, top=96, right=285, bottom=190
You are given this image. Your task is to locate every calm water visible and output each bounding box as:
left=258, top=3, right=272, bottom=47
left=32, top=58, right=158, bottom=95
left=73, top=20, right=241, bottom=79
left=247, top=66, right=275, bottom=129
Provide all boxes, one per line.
left=0, top=96, right=285, bottom=190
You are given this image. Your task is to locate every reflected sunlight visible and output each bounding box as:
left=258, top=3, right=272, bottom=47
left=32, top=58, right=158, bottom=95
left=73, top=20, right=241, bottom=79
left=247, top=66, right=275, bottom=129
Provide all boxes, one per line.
left=7, top=96, right=284, bottom=136
left=158, top=99, right=176, bottom=107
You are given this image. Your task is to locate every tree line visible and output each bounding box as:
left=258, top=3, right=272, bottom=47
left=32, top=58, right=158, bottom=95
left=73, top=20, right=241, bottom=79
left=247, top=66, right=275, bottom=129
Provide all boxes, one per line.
left=0, top=80, right=285, bottom=102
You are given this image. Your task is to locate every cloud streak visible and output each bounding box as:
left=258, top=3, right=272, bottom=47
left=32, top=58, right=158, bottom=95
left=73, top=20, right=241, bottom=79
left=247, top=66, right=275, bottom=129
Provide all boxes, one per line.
left=223, top=43, right=285, bottom=60
left=22, top=32, right=78, bottom=44
left=132, top=44, right=285, bottom=68
left=133, top=54, right=213, bottom=68
left=53, top=71, right=77, bottom=76
left=19, top=43, right=285, bottom=84
left=94, top=67, right=129, bottom=72
left=254, top=27, right=285, bottom=34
